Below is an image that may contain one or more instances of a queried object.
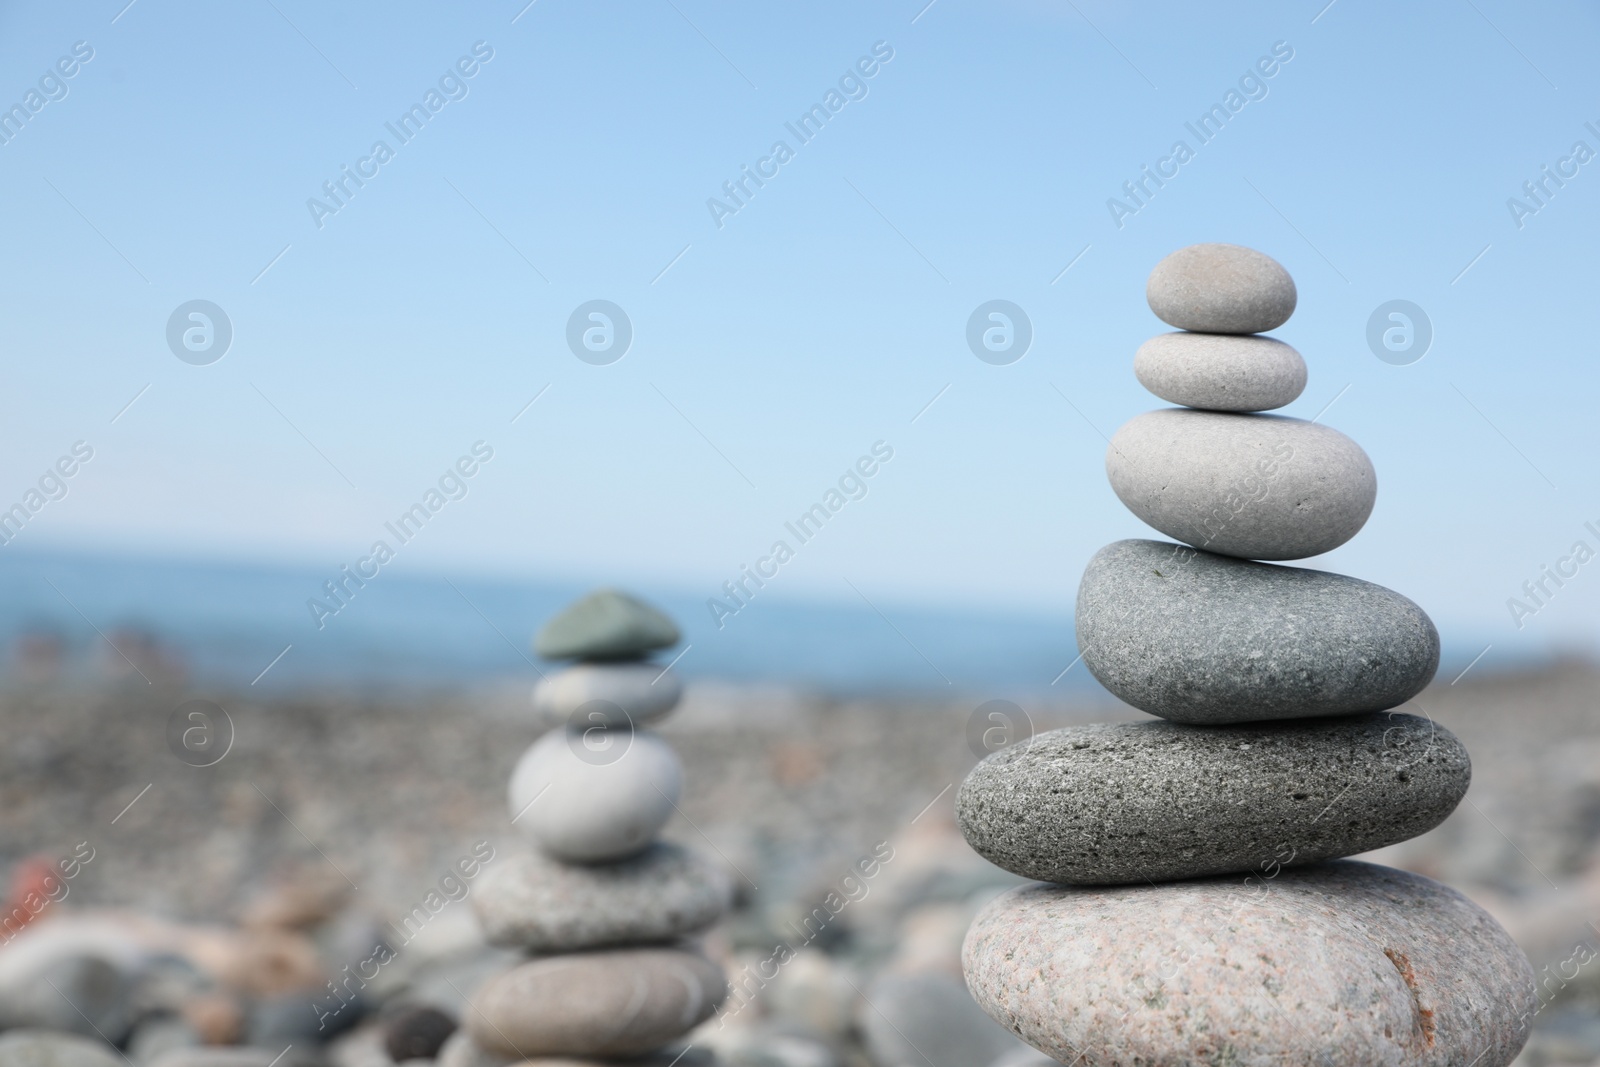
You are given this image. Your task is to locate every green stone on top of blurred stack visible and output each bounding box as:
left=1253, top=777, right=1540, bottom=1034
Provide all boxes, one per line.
left=534, top=589, right=680, bottom=661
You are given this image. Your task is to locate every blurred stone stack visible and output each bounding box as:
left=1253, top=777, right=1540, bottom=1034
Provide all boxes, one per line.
left=955, top=245, right=1539, bottom=1066
left=444, top=590, right=730, bottom=1067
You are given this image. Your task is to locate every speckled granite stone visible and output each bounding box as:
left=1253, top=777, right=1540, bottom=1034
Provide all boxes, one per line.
left=1076, top=539, right=1439, bottom=723
left=956, top=715, right=1468, bottom=884
left=471, top=843, right=731, bottom=951
left=963, top=861, right=1535, bottom=1067
left=1106, top=409, right=1376, bottom=561
left=1146, top=243, right=1297, bottom=335
left=1134, top=331, right=1306, bottom=411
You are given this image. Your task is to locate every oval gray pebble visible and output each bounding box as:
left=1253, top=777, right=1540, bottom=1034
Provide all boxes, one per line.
left=1146, top=243, right=1296, bottom=334
left=1077, top=539, right=1439, bottom=723
left=471, top=843, right=731, bottom=952
left=467, top=949, right=726, bottom=1058
left=962, top=862, right=1534, bottom=1067
left=955, top=714, right=1469, bottom=885
left=532, top=662, right=682, bottom=731
left=1134, top=332, right=1306, bottom=411
left=1107, top=408, right=1376, bottom=560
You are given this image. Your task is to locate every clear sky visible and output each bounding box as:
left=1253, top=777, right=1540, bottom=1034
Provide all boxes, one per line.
left=2, top=0, right=1598, bottom=667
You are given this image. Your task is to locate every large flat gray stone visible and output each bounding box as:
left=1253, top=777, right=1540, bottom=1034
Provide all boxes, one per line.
left=962, top=861, right=1535, bottom=1067
left=1077, top=539, right=1439, bottom=723
left=471, top=843, right=731, bottom=951
left=1106, top=409, right=1376, bottom=560
left=956, top=714, right=1469, bottom=885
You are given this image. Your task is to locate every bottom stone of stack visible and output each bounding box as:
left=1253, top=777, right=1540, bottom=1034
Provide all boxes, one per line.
left=962, top=861, right=1535, bottom=1067
left=463, top=948, right=727, bottom=1060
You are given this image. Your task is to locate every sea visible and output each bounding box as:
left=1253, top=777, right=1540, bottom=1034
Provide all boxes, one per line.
left=0, top=546, right=1087, bottom=697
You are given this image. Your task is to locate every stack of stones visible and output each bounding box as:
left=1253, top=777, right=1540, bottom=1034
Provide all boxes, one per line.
left=956, top=245, right=1538, bottom=1066
left=444, top=590, right=730, bottom=1067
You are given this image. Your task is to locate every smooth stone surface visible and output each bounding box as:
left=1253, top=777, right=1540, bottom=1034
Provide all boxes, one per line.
left=150, top=1051, right=283, bottom=1067
left=472, top=843, right=731, bottom=951
left=1146, top=243, right=1296, bottom=334
left=1134, top=332, right=1306, bottom=412
left=507, top=728, right=683, bottom=863
left=0, top=1033, right=124, bottom=1067
left=956, top=714, right=1469, bottom=885
left=857, top=973, right=1028, bottom=1067
left=535, top=589, right=680, bottom=661
left=1107, top=409, right=1376, bottom=560
left=0, top=952, right=133, bottom=1041
left=439, top=1032, right=713, bottom=1067
left=466, top=949, right=726, bottom=1058
left=962, top=861, right=1535, bottom=1067
left=1077, top=539, right=1440, bottom=723
left=532, top=662, right=682, bottom=730
left=383, top=1005, right=457, bottom=1062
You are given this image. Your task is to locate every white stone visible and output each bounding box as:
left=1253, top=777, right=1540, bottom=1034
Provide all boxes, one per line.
left=507, top=728, right=682, bottom=862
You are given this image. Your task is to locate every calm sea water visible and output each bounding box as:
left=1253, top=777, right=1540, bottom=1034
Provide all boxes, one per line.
left=0, top=547, right=1088, bottom=696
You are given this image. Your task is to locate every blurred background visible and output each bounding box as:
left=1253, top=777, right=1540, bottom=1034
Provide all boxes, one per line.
left=1, top=1, right=1598, bottom=1065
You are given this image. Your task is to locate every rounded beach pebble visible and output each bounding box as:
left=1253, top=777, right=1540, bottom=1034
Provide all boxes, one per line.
left=471, top=843, right=731, bottom=951
left=1134, top=332, right=1306, bottom=411
left=467, top=949, right=726, bottom=1058
left=1107, top=409, right=1376, bottom=560
left=507, top=728, right=682, bottom=863
left=1146, top=243, right=1296, bottom=334
left=532, top=662, right=683, bottom=731
left=962, top=861, right=1535, bottom=1067
left=1076, top=539, right=1439, bottom=722
left=956, top=714, right=1469, bottom=885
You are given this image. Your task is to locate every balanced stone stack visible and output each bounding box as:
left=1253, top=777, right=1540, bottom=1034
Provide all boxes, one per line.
left=956, top=245, right=1538, bottom=1066
left=445, top=590, right=730, bottom=1067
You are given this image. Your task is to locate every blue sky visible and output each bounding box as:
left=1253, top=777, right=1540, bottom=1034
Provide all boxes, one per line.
left=1, top=0, right=1598, bottom=666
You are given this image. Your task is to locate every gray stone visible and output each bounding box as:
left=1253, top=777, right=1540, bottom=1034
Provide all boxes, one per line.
left=857, top=973, right=1028, bottom=1067
left=128, top=1017, right=200, bottom=1067
left=382, top=1005, right=457, bottom=1062
left=0, top=1032, right=124, bottom=1067
left=1134, top=332, right=1306, bottom=411
left=535, top=589, right=679, bottom=661
left=1106, top=409, right=1376, bottom=560
left=507, top=728, right=682, bottom=863
left=956, top=714, right=1469, bottom=885
left=962, top=861, right=1535, bottom=1067
left=1145, top=243, right=1296, bottom=334
left=472, top=843, right=731, bottom=951
left=149, top=1051, right=285, bottom=1067
left=1076, top=539, right=1440, bottom=723
left=466, top=948, right=726, bottom=1058
left=0, top=953, right=133, bottom=1042
left=532, top=662, right=683, bottom=730
left=440, top=1030, right=713, bottom=1067
left=437, top=1032, right=514, bottom=1067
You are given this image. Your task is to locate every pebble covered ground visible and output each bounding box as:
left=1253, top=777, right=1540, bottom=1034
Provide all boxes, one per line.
left=0, top=661, right=1596, bottom=1066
